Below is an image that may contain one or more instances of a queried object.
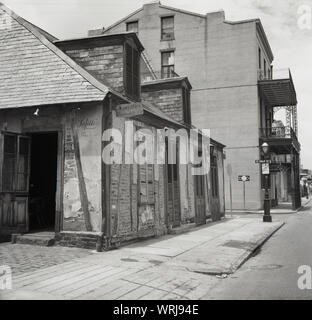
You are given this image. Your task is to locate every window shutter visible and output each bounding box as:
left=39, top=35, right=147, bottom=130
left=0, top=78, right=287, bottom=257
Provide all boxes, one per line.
left=16, top=137, right=30, bottom=192
left=125, top=43, right=140, bottom=100
left=147, top=164, right=154, bottom=203
left=133, top=48, right=140, bottom=100
left=2, top=134, right=17, bottom=192
left=125, top=43, right=133, bottom=97
left=139, top=164, right=147, bottom=203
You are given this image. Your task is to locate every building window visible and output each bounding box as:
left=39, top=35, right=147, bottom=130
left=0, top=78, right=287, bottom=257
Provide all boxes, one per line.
left=161, top=50, right=175, bottom=78
left=125, top=42, right=140, bottom=100
left=161, top=16, right=174, bottom=40
left=264, top=59, right=267, bottom=77
left=258, top=48, right=261, bottom=69
left=126, top=21, right=139, bottom=34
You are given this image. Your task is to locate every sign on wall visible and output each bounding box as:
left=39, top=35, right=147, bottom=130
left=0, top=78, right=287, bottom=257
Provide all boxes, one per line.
left=116, top=103, right=144, bottom=118
left=238, top=175, right=250, bottom=182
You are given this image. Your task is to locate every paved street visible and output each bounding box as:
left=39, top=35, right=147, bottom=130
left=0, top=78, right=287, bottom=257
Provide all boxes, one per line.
left=204, top=202, right=312, bottom=300
left=1, top=201, right=312, bottom=300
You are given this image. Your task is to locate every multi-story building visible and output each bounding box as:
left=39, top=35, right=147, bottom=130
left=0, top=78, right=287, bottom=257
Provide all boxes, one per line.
left=90, top=1, right=301, bottom=210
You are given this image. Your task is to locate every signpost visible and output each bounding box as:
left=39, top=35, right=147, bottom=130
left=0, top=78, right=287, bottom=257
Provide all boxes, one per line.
left=238, top=175, right=250, bottom=210
left=262, top=163, right=270, bottom=175
left=255, top=160, right=272, bottom=164
left=227, top=164, right=233, bottom=215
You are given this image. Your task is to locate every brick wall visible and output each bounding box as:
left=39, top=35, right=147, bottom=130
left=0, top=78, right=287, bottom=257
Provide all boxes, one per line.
left=109, top=114, right=167, bottom=242
left=141, top=88, right=184, bottom=122
left=60, top=45, right=125, bottom=94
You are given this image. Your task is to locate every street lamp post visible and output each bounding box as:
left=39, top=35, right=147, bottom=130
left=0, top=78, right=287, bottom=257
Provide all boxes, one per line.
left=261, top=142, right=272, bottom=223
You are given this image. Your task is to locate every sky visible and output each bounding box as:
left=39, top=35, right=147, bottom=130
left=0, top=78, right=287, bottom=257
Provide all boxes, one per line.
left=2, top=0, right=312, bottom=168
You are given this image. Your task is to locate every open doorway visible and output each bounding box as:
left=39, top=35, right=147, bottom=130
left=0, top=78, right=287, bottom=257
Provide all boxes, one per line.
left=28, top=132, right=58, bottom=231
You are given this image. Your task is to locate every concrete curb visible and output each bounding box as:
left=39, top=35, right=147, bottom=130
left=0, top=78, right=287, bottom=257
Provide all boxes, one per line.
left=228, top=221, right=285, bottom=274
left=226, top=199, right=311, bottom=216
left=297, top=198, right=312, bottom=213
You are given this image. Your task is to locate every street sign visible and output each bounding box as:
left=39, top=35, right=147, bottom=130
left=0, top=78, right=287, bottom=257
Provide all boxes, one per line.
left=116, top=103, right=144, bottom=118
left=238, top=175, right=250, bottom=210
left=255, top=160, right=272, bottom=164
left=262, top=163, right=270, bottom=175
left=238, top=175, right=250, bottom=182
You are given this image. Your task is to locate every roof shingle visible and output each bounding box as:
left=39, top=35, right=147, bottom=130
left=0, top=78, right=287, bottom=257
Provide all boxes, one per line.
left=0, top=3, right=110, bottom=110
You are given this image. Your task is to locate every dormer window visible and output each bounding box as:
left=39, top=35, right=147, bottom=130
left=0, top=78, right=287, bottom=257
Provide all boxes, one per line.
left=125, top=42, right=140, bottom=100
left=161, top=16, right=174, bottom=40
left=126, top=21, right=139, bottom=34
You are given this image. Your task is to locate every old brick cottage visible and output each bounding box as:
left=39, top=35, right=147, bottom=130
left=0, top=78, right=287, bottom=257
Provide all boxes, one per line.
left=0, top=3, right=225, bottom=249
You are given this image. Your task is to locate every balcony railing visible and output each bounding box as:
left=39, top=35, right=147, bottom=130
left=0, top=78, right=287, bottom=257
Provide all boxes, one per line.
left=258, top=68, right=297, bottom=107
left=141, top=70, right=180, bottom=83
left=260, top=126, right=300, bottom=152
left=260, top=126, right=296, bottom=139
left=258, top=68, right=293, bottom=82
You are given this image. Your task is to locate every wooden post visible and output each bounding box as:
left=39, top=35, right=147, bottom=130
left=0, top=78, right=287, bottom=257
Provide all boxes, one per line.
left=70, top=110, right=92, bottom=232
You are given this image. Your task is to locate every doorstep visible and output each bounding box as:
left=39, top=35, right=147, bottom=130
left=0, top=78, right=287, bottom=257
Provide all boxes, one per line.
left=12, top=231, right=56, bottom=247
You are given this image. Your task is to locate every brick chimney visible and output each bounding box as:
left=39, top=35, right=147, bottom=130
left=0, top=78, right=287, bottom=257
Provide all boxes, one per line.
left=141, top=77, right=192, bottom=125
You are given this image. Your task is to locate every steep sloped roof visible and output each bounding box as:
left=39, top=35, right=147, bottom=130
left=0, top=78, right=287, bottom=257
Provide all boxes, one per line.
left=0, top=3, right=112, bottom=110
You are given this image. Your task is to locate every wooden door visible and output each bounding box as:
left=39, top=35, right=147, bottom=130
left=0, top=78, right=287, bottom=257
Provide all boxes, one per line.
left=210, top=162, right=221, bottom=221
left=194, top=174, right=206, bottom=225
left=0, top=133, right=30, bottom=235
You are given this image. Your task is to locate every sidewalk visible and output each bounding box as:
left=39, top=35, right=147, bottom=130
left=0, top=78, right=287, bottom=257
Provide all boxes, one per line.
left=226, top=197, right=312, bottom=216
left=1, top=216, right=285, bottom=300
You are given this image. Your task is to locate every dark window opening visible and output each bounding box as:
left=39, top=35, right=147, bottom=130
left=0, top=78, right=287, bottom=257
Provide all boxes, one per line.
left=161, top=50, right=175, bottom=78
left=126, top=21, right=139, bottom=33
left=258, top=48, right=261, bottom=69
left=161, top=16, right=174, bottom=40
left=125, top=42, right=140, bottom=100
left=182, top=87, right=191, bottom=124
left=264, top=59, right=267, bottom=77
left=28, top=132, right=58, bottom=231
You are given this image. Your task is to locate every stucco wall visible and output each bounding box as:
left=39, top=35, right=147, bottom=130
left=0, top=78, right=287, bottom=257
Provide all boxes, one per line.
left=0, top=104, right=103, bottom=233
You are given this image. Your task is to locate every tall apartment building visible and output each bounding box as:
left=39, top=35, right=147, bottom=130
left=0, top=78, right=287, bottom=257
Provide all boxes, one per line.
left=89, top=1, right=301, bottom=210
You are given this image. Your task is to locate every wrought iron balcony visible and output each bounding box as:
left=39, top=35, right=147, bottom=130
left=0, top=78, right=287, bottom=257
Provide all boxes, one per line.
left=258, top=68, right=297, bottom=107
left=259, top=126, right=300, bottom=153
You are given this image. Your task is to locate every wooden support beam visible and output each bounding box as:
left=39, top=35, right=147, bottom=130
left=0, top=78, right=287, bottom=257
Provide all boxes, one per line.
left=70, top=110, right=92, bottom=232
